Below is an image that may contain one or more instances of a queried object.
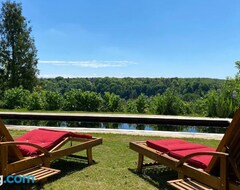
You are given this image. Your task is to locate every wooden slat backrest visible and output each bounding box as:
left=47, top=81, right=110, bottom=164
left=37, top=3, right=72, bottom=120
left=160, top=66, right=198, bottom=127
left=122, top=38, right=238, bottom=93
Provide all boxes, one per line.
left=0, top=118, right=24, bottom=161
left=206, top=107, right=240, bottom=180
left=224, top=116, right=240, bottom=180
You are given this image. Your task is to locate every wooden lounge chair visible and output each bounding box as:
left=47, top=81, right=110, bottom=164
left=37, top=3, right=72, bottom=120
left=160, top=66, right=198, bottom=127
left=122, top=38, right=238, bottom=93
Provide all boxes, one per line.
left=0, top=118, right=103, bottom=182
left=129, top=108, right=240, bottom=190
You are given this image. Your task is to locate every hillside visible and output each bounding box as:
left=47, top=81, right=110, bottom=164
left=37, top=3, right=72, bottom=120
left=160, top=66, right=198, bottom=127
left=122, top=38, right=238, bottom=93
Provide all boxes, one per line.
left=40, top=77, right=224, bottom=101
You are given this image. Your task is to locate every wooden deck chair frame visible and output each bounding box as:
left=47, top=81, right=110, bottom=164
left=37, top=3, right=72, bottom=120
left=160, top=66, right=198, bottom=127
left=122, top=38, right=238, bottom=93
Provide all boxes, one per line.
left=130, top=108, right=240, bottom=190
left=0, top=119, right=103, bottom=181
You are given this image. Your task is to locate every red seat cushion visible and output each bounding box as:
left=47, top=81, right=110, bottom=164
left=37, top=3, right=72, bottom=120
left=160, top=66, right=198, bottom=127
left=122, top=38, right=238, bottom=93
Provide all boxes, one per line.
left=169, top=147, right=216, bottom=169
left=146, top=139, right=206, bottom=153
left=15, top=128, right=92, bottom=156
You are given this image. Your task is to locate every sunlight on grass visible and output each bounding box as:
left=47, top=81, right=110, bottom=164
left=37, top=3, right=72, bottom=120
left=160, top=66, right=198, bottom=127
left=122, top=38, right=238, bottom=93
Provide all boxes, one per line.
left=9, top=131, right=220, bottom=190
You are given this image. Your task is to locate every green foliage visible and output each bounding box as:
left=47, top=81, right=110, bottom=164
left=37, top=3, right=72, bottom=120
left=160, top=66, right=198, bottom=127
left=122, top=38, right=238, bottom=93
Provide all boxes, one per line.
left=3, top=76, right=240, bottom=118
left=235, top=61, right=240, bottom=76
left=135, top=93, right=148, bottom=113
left=40, top=77, right=223, bottom=100
left=126, top=99, right=138, bottom=113
left=80, top=91, right=102, bottom=112
left=149, top=90, right=191, bottom=115
left=63, top=90, right=78, bottom=111
left=28, top=90, right=45, bottom=110
left=3, top=86, right=30, bottom=109
left=190, top=98, right=207, bottom=116
left=161, top=90, right=187, bottom=115
left=63, top=90, right=101, bottom=112
left=101, top=92, right=123, bottom=112
left=0, top=1, right=38, bottom=92
left=44, top=91, right=63, bottom=110
left=150, top=94, right=165, bottom=114
left=205, top=78, right=240, bottom=118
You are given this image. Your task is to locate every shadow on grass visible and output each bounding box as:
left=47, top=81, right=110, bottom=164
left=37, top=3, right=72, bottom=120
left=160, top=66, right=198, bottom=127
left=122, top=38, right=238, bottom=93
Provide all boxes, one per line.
left=129, top=165, right=177, bottom=190
left=46, top=156, right=97, bottom=183
left=1, top=156, right=95, bottom=190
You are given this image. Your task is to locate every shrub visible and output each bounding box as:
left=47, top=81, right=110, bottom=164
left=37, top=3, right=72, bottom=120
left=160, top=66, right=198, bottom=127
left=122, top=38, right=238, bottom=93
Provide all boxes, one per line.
left=3, top=86, right=30, bottom=109
left=44, top=91, right=63, bottom=110
left=28, top=91, right=45, bottom=110
left=101, top=92, right=123, bottom=112
left=126, top=99, right=138, bottom=113
left=63, top=90, right=102, bottom=111
left=135, top=93, right=149, bottom=113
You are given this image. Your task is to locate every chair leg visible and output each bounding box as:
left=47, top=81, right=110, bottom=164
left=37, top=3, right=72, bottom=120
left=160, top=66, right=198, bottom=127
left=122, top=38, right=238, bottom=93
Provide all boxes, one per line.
left=0, top=145, right=8, bottom=176
left=137, top=153, right=144, bottom=173
left=87, top=148, right=93, bottom=165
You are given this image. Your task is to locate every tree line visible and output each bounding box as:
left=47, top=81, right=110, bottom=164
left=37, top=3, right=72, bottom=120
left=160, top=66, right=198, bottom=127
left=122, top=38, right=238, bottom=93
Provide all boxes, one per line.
left=1, top=77, right=239, bottom=118
left=40, top=77, right=223, bottom=101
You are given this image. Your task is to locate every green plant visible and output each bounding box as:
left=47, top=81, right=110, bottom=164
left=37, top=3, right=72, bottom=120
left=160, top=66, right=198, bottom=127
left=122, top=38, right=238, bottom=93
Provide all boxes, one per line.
left=135, top=93, right=148, bottom=113
left=101, top=92, right=123, bottom=112
left=28, top=91, right=45, bottom=110
left=44, top=91, right=63, bottom=110
left=3, top=86, right=30, bottom=109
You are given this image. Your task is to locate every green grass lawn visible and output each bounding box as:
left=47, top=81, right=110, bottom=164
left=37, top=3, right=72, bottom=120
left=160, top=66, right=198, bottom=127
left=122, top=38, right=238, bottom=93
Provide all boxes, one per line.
left=6, top=130, right=220, bottom=190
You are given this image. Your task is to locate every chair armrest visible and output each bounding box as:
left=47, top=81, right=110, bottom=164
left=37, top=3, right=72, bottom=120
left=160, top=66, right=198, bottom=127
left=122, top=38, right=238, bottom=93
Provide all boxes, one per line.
left=176, top=151, right=228, bottom=167
left=0, top=141, right=51, bottom=157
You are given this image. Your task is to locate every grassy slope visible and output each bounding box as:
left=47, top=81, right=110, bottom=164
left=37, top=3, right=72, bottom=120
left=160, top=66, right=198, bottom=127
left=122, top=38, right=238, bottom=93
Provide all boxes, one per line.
left=9, top=131, right=219, bottom=190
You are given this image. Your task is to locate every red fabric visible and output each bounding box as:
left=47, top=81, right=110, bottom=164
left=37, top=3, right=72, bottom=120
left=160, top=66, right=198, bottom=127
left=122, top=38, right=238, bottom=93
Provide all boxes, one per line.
left=146, top=139, right=206, bottom=153
left=15, top=128, right=92, bottom=156
left=146, top=139, right=187, bottom=153
left=169, top=147, right=216, bottom=169
left=146, top=139, right=215, bottom=169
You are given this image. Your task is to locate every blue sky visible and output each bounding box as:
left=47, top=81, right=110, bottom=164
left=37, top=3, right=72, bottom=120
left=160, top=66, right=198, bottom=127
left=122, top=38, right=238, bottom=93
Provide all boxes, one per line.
left=12, top=0, right=240, bottom=79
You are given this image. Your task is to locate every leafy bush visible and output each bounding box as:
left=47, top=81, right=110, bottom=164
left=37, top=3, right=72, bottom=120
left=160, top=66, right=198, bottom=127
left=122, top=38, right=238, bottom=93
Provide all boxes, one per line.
left=63, top=90, right=102, bottom=111
left=206, top=78, right=240, bottom=118
left=81, top=91, right=102, bottom=112
left=150, top=94, right=164, bottom=114
left=126, top=99, right=138, bottom=113
left=63, top=90, right=78, bottom=110
left=135, top=93, right=149, bottom=113
left=150, top=90, right=188, bottom=115
left=190, top=98, right=207, bottom=116
left=28, top=91, right=45, bottom=110
left=3, top=86, right=30, bottom=109
left=44, top=91, right=63, bottom=110
left=206, top=90, right=234, bottom=118
left=101, top=92, right=123, bottom=112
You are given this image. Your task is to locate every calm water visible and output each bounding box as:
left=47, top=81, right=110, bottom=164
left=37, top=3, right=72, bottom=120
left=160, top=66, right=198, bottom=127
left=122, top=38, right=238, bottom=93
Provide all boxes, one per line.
left=5, top=119, right=227, bottom=134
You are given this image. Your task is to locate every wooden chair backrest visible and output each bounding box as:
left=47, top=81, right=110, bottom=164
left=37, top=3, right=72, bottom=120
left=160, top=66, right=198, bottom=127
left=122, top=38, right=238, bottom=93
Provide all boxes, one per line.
left=0, top=118, right=24, bottom=161
left=206, top=107, right=240, bottom=180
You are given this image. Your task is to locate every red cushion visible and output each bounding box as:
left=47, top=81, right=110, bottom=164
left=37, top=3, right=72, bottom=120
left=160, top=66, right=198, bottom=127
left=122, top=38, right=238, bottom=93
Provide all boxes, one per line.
left=169, top=147, right=215, bottom=169
left=15, top=128, right=92, bottom=156
left=146, top=139, right=206, bottom=153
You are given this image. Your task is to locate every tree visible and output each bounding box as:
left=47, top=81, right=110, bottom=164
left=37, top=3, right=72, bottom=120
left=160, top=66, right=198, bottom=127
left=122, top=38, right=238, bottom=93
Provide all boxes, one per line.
left=3, top=86, right=30, bottom=109
left=235, top=61, right=240, bottom=76
left=44, top=91, right=63, bottom=110
left=102, top=92, right=122, bottom=112
left=135, top=93, right=148, bottom=113
left=0, top=1, right=38, bottom=92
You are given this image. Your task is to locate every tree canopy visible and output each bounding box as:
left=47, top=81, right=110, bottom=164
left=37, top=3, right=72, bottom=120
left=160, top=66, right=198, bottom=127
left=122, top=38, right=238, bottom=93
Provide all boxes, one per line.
left=0, top=1, right=38, bottom=92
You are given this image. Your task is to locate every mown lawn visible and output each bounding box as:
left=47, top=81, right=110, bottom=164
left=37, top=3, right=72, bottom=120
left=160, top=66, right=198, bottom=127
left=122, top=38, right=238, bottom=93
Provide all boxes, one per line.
left=6, top=130, right=220, bottom=190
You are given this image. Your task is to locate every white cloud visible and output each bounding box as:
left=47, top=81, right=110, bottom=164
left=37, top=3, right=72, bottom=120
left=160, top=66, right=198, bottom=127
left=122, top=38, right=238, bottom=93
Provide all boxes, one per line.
left=39, top=60, right=137, bottom=68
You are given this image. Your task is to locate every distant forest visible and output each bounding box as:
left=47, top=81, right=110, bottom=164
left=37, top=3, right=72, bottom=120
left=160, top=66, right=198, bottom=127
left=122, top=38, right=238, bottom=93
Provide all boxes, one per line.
left=2, top=77, right=239, bottom=118
left=40, top=77, right=224, bottom=101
